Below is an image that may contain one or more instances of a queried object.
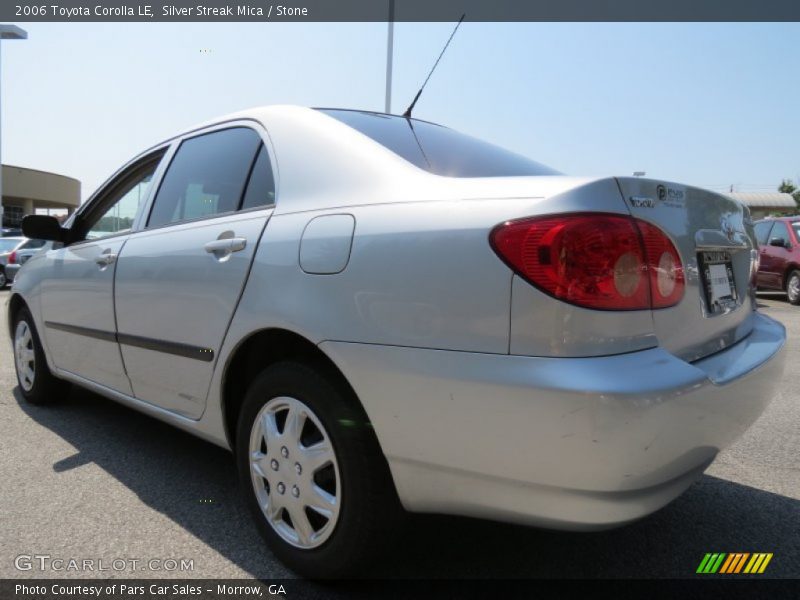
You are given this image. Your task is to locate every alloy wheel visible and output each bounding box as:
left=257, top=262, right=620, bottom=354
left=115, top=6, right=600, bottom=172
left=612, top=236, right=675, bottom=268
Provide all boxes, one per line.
left=249, top=396, right=340, bottom=549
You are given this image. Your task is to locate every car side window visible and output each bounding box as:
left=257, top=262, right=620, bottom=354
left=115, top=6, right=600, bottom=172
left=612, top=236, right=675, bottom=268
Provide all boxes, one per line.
left=770, top=222, right=792, bottom=247
left=754, top=221, right=774, bottom=245
left=241, top=145, right=276, bottom=210
left=147, top=127, right=262, bottom=228
left=21, top=238, right=47, bottom=249
left=84, top=160, right=161, bottom=241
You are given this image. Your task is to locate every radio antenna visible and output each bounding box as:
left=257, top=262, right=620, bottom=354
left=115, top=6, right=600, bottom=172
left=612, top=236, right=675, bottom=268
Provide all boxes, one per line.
left=402, top=14, right=465, bottom=119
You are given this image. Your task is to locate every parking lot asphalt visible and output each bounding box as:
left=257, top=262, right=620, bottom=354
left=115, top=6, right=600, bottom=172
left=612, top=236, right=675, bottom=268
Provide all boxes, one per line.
left=0, top=288, right=798, bottom=580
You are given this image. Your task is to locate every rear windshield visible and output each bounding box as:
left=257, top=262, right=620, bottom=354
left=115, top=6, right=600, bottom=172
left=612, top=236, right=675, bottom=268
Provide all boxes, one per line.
left=317, top=109, right=560, bottom=178
left=0, top=239, right=21, bottom=253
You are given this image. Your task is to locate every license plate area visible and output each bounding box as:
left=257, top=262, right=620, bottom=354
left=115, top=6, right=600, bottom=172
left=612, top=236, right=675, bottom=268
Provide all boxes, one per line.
left=698, top=250, right=738, bottom=315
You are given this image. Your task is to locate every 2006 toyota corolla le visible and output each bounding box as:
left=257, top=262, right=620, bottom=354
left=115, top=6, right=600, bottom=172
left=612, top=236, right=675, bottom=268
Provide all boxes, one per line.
left=8, top=106, right=786, bottom=577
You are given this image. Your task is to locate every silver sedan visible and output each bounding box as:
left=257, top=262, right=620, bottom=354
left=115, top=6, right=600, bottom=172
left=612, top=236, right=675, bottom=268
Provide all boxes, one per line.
left=7, top=106, right=786, bottom=577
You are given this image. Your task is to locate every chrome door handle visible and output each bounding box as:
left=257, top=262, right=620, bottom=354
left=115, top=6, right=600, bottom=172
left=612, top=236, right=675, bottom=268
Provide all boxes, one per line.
left=204, top=237, right=247, bottom=254
left=95, top=252, right=117, bottom=266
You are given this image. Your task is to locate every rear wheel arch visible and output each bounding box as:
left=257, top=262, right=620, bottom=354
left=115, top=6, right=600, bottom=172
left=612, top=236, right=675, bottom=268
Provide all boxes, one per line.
left=221, top=328, right=373, bottom=450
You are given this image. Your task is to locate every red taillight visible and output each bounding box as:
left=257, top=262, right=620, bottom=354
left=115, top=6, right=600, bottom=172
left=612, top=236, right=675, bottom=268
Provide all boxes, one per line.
left=489, top=212, right=684, bottom=311
left=636, top=220, right=684, bottom=308
left=8, top=251, right=17, bottom=265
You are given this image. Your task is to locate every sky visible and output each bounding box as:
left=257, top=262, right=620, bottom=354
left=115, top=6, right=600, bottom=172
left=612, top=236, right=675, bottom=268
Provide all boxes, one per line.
left=2, top=21, right=799, bottom=201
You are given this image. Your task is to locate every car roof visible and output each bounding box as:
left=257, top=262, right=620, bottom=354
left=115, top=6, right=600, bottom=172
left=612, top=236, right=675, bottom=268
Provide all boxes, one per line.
left=154, top=105, right=446, bottom=150
left=757, top=216, right=800, bottom=222
left=99, top=104, right=592, bottom=216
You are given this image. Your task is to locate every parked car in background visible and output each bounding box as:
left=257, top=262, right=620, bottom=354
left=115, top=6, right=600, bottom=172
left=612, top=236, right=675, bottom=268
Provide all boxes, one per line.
left=2, top=238, right=48, bottom=285
left=0, top=237, right=26, bottom=287
left=1, top=227, right=23, bottom=237
left=754, top=216, right=800, bottom=304
left=8, top=106, right=787, bottom=577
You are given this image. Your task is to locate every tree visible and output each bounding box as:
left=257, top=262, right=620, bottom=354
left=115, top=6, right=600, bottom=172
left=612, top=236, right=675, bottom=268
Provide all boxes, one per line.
left=779, top=179, right=800, bottom=206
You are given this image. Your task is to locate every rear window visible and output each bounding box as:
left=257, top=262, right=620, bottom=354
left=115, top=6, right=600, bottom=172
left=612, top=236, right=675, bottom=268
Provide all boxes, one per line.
left=0, top=239, right=21, bottom=253
left=317, top=109, right=560, bottom=178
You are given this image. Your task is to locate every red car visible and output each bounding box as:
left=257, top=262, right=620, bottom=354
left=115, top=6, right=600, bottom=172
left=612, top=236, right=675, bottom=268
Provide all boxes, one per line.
left=755, top=216, right=800, bottom=304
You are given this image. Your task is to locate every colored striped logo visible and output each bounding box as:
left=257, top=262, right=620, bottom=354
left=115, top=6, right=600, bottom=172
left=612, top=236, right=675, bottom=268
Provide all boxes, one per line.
left=696, top=553, right=773, bottom=574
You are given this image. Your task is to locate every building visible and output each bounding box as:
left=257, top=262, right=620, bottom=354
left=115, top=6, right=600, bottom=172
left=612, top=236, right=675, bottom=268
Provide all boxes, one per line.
left=1, top=164, right=80, bottom=228
left=726, top=192, right=797, bottom=219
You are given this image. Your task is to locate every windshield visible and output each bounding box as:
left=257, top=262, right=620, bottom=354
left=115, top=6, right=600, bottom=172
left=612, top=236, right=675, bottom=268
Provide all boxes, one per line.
left=317, top=109, right=561, bottom=178
left=0, top=238, right=22, bottom=253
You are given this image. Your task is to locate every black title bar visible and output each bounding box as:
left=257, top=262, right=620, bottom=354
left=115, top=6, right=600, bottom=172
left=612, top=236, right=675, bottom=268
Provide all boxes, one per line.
left=5, top=0, right=800, bottom=22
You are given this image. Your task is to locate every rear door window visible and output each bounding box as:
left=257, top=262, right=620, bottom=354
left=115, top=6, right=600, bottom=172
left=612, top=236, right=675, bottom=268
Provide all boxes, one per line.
left=754, top=221, right=774, bottom=245
left=770, top=221, right=792, bottom=247
left=240, top=145, right=276, bottom=210
left=148, top=127, right=262, bottom=228
left=21, top=239, right=47, bottom=249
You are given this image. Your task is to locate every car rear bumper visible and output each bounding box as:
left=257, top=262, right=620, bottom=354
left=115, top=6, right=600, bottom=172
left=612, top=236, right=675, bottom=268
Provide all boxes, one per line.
left=4, top=263, right=20, bottom=283
left=321, top=311, right=786, bottom=529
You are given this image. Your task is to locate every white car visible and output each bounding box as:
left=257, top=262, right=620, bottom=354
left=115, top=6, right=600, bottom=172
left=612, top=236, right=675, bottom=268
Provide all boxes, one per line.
left=1, top=237, right=48, bottom=285
left=9, top=106, right=786, bottom=577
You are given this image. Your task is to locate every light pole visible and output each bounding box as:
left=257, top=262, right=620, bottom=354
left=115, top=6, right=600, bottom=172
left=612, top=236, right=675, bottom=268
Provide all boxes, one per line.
left=0, top=25, right=27, bottom=229
left=385, top=0, right=394, bottom=114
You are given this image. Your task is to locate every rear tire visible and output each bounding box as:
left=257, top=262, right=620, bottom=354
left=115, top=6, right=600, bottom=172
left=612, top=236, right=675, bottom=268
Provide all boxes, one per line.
left=13, top=308, right=70, bottom=404
left=236, top=361, right=401, bottom=578
left=787, top=270, right=800, bottom=305
left=0, top=270, right=7, bottom=288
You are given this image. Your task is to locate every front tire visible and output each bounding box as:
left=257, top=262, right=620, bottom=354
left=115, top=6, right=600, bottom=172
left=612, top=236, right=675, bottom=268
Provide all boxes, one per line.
left=236, top=361, right=400, bottom=578
left=787, top=270, right=800, bottom=305
left=13, top=308, right=70, bottom=404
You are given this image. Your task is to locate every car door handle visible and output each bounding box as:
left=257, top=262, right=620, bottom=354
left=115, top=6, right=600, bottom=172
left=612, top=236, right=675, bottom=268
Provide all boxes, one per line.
left=94, top=252, right=117, bottom=266
left=204, top=237, right=247, bottom=254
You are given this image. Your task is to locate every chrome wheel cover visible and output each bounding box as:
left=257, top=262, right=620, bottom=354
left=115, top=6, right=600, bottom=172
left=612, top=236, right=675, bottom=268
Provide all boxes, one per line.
left=14, top=320, right=35, bottom=392
left=249, top=396, right=341, bottom=549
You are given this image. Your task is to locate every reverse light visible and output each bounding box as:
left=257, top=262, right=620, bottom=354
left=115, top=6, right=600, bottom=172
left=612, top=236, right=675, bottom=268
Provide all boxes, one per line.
left=490, top=212, right=684, bottom=311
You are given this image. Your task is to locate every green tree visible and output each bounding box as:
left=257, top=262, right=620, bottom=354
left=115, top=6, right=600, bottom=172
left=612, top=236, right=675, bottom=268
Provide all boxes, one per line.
left=779, top=179, right=800, bottom=206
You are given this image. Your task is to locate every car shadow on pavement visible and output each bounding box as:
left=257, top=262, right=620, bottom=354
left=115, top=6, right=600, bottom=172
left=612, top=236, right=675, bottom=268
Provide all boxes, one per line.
left=757, top=291, right=790, bottom=308
left=15, top=386, right=800, bottom=579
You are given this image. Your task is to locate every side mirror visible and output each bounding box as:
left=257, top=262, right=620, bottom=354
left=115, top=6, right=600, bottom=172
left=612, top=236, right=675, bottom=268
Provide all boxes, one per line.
left=769, top=237, right=788, bottom=248
left=21, top=215, right=67, bottom=243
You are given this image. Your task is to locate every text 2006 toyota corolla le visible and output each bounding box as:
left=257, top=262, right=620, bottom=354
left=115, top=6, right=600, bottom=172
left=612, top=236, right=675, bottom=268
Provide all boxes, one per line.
left=8, top=106, right=786, bottom=577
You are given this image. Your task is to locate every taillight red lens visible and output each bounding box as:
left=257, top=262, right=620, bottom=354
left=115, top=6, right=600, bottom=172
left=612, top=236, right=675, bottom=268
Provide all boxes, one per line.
left=637, top=220, right=684, bottom=308
left=8, top=251, right=17, bottom=265
left=490, top=213, right=684, bottom=311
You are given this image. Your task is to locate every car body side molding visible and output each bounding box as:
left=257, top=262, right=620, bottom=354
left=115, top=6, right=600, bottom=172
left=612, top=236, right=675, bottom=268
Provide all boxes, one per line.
left=44, top=321, right=214, bottom=362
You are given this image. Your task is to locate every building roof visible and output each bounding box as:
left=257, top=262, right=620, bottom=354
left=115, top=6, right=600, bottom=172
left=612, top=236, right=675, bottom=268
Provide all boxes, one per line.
left=1, top=164, right=81, bottom=207
left=727, top=192, right=797, bottom=209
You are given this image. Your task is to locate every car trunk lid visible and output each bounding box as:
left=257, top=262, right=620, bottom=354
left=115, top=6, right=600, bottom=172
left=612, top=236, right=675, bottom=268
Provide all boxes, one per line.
left=616, top=177, right=756, bottom=362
